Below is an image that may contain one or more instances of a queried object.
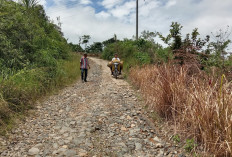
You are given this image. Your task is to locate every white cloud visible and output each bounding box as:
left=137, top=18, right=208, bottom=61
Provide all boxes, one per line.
left=38, top=0, right=46, bottom=6
left=41, top=0, right=232, bottom=47
left=110, top=1, right=135, bottom=19
left=165, top=0, right=176, bottom=8
left=80, top=0, right=92, bottom=5
left=46, top=3, right=133, bottom=44
left=96, top=11, right=111, bottom=19
left=100, top=0, right=124, bottom=9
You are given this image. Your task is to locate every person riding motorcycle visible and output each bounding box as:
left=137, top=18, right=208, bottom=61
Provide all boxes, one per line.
left=112, top=54, right=120, bottom=62
left=108, top=54, right=123, bottom=75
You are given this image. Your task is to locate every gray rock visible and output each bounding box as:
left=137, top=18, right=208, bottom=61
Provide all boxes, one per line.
left=53, top=136, right=62, bottom=140
left=56, top=148, right=67, bottom=154
left=135, top=143, right=142, bottom=150
left=120, top=116, right=125, bottom=120
left=64, top=139, right=71, bottom=144
left=85, top=140, right=93, bottom=148
left=28, top=147, right=40, bottom=156
left=109, top=132, right=115, bottom=137
left=129, top=130, right=136, bottom=136
left=42, top=149, right=50, bottom=156
left=63, top=133, right=69, bottom=137
left=109, top=124, right=115, bottom=128
left=178, top=154, right=186, bottom=157
left=34, top=143, right=43, bottom=149
left=60, top=126, right=71, bottom=134
left=54, top=126, right=62, bottom=130
left=58, top=140, right=65, bottom=146
left=70, top=121, right=76, bottom=125
left=79, top=132, right=86, bottom=138
left=66, top=106, right=71, bottom=112
left=134, top=128, right=140, bottom=132
left=53, top=143, right=59, bottom=149
left=117, top=142, right=127, bottom=148
left=127, top=142, right=135, bottom=151
left=117, top=150, right=128, bottom=157
left=72, top=138, right=84, bottom=146
left=64, top=149, right=76, bottom=156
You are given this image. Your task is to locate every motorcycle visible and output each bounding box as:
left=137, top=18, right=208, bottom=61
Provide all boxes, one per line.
left=112, top=62, right=120, bottom=79
left=107, top=60, right=123, bottom=79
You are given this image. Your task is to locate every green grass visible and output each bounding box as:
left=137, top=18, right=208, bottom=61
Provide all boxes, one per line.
left=56, top=53, right=81, bottom=86
left=0, top=52, right=81, bottom=135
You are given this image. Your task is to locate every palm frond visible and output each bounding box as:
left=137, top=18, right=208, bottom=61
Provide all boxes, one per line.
left=20, top=0, right=39, bottom=9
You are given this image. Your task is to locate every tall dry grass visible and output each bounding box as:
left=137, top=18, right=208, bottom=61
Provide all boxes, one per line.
left=130, top=64, right=232, bottom=156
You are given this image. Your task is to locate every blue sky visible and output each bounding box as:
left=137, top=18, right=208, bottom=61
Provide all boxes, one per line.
left=28, top=0, right=232, bottom=49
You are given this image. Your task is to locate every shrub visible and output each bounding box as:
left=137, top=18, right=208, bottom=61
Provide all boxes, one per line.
left=184, top=138, right=197, bottom=153
left=101, top=39, right=170, bottom=73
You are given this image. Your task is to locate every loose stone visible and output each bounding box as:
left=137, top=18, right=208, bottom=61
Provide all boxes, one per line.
left=28, top=147, right=40, bottom=156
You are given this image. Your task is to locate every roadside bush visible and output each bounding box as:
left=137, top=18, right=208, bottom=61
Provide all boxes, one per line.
left=101, top=39, right=170, bottom=72
left=154, top=47, right=173, bottom=63
left=134, top=52, right=151, bottom=65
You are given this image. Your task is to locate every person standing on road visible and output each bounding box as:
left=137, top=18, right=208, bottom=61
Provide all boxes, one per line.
left=80, top=53, right=90, bottom=82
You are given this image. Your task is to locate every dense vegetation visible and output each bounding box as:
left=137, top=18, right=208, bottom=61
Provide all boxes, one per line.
left=0, top=0, right=80, bottom=134
left=101, top=23, right=232, bottom=155
left=1, top=0, right=232, bottom=155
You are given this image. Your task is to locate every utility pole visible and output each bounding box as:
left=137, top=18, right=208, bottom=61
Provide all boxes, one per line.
left=136, top=0, right=138, bottom=40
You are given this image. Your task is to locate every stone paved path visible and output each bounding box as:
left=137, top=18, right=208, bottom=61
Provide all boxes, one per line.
left=0, top=58, right=186, bottom=157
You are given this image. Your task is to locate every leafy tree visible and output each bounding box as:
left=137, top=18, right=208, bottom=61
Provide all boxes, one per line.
left=140, top=30, right=157, bottom=43
left=180, top=28, right=210, bottom=54
left=158, top=22, right=212, bottom=66
left=69, top=42, right=83, bottom=52
left=0, top=0, right=70, bottom=78
left=20, top=0, right=39, bottom=9
left=81, top=35, right=91, bottom=50
left=210, top=27, right=231, bottom=58
left=102, top=37, right=118, bottom=47
left=203, top=27, right=232, bottom=70
left=159, top=22, right=183, bottom=51
left=86, top=42, right=103, bottom=53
